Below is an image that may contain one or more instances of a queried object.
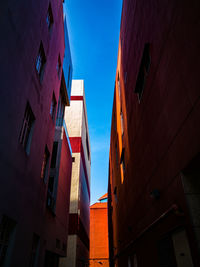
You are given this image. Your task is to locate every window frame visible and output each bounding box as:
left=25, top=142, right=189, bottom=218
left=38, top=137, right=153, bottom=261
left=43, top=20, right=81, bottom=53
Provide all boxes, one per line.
left=40, top=146, right=50, bottom=182
left=35, top=42, right=46, bottom=82
left=134, top=43, right=151, bottom=101
left=56, top=55, right=61, bottom=78
left=50, top=93, right=57, bottom=122
left=19, top=102, right=35, bottom=155
left=46, top=3, right=54, bottom=32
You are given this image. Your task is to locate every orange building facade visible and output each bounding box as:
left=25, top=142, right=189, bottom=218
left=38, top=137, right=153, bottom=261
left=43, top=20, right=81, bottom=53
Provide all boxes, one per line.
left=90, top=194, right=109, bottom=267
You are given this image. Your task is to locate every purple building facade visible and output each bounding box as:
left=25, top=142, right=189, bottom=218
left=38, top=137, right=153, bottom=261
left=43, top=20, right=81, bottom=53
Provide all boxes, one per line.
left=0, top=0, right=73, bottom=266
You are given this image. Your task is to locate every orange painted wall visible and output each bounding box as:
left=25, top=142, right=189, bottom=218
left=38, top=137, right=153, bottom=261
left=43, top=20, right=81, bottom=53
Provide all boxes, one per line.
left=90, top=202, right=109, bottom=267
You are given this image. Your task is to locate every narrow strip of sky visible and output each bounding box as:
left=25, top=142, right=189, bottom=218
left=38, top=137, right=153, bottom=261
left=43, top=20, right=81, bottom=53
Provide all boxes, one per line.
left=64, top=0, right=123, bottom=204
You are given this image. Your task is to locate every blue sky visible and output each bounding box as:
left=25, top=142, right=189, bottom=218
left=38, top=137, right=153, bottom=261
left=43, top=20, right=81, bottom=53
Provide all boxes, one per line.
left=64, top=1, right=123, bottom=204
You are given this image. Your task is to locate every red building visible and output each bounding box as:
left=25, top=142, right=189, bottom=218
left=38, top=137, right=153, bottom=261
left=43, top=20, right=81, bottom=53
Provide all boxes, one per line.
left=0, top=0, right=72, bottom=266
left=90, top=194, right=109, bottom=267
left=108, top=1, right=200, bottom=267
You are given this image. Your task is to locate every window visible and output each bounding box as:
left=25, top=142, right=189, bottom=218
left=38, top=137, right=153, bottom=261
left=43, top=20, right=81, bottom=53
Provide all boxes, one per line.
left=46, top=176, right=55, bottom=212
left=56, top=55, right=61, bottom=78
left=67, top=65, right=71, bottom=89
left=41, top=146, right=50, bottom=180
left=46, top=3, right=53, bottom=31
left=48, top=176, right=54, bottom=194
left=29, top=234, right=39, bottom=267
left=120, top=110, right=124, bottom=136
left=134, top=43, right=150, bottom=100
left=114, top=187, right=117, bottom=203
left=117, top=72, right=121, bottom=100
left=56, top=93, right=65, bottom=126
left=120, top=148, right=125, bottom=182
left=86, top=132, right=90, bottom=160
left=50, top=93, right=56, bottom=121
left=50, top=142, right=58, bottom=168
left=19, top=102, right=35, bottom=154
left=0, top=215, right=16, bottom=266
left=36, top=42, right=46, bottom=81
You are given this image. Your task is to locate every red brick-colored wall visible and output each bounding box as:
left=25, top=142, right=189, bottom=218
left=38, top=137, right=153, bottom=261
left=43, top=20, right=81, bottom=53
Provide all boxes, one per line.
left=108, top=0, right=200, bottom=266
left=90, top=202, right=109, bottom=267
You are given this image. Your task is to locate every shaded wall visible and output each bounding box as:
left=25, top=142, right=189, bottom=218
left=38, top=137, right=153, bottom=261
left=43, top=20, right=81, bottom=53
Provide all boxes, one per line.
left=108, top=0, right=200, bottom=266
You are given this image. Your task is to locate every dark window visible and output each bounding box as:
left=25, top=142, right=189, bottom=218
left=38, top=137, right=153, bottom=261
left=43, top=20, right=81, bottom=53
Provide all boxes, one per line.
left=47, top=174, right=56, bottom=212
left=48, top=176, right=54, bottom=194
left=120, top=148, right=125, bottom=180
left=56, top=93, right=65, bottom=126
left=46, top=176, right=55, bottom=212
left=114, top=187, right=117, bottom=203
left=56, top=55, right=61, bottom=78
left=67, top=65, right=71, bottom=89
left=41, top=146, right=50, bottom=180
left=36, top=42, right=46, bottom=81
left=19, top=102, right=35, bottom=154
left=46, top=3, right=53, bottom=31
left=50, top=93, right=56, bottom=121
left=50, top=142, right=58, bottom=168
left=117, top=72, right=121, bottom=100
left=86, top=132, right=90, bottom=160
left=134, top=43, right=150, bottom=100
left=29, top=234, right=39, bottom=267
left=72, top=157, right=75, bottom=163
left=120, top=110, right=124, bottom=136
left=0, top=215, right=16, bottom=266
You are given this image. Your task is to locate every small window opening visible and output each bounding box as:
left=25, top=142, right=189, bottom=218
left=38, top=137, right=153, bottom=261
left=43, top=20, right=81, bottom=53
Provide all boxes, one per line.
left=41, top=146, right=50, bottom=181
left=19, top=102, right=35, bottom=154
left=86, top=132, right=90, bottom=160
left=134, top=43, right=151, bottom=101
left=36, top=42, right=46, bottom=81
left=50, top=93, right=56, bottom=121
left=56, top=55, right=61, bottom=78
left=50, top=142, right=58, bottom=168
left=46, top=3, right=53, bottom=31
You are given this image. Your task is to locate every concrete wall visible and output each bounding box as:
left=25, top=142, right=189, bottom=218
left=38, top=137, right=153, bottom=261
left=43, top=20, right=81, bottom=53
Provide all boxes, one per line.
left=108, top=0, right=200, bottom=266
left=63, top=80, right=91, bottom=267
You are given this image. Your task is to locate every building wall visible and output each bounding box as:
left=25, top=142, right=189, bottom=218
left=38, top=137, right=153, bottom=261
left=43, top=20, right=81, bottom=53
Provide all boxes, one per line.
left=108, top=0, right=200, bottom=267
left=90, top=202, right=109, bottom=267
left=45, top=127, right=72, bottom=257
left=61, top=80, right=91, bottom=267
left=0, top=0, right=72, bottom=266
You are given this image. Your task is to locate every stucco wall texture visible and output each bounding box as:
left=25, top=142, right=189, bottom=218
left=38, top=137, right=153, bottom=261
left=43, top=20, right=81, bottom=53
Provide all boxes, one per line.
left=62, top=80, right=91, bottom=267
left=108, top=0, right=200, bottom=267
left=90, top=201, right=109, bottom=267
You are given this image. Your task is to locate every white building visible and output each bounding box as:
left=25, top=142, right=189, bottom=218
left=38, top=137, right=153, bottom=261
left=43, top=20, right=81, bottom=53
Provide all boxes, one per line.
left=60, top=80, right=91, bottom=267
